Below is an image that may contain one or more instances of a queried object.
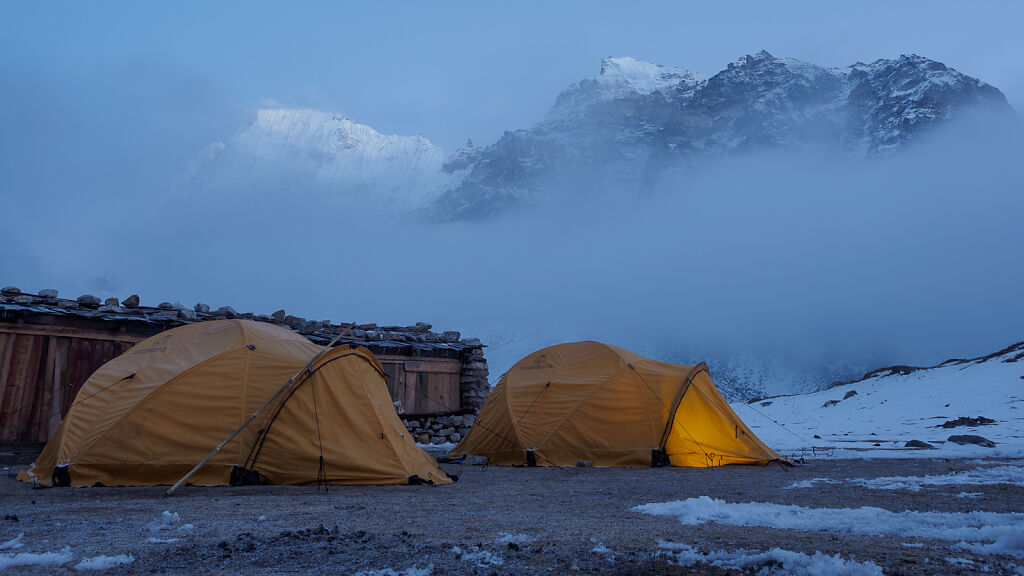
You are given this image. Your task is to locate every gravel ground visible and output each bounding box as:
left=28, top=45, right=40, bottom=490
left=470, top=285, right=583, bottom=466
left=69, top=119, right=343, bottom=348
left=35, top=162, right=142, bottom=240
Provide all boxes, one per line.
left=1, top=455, right=1022, bottom=575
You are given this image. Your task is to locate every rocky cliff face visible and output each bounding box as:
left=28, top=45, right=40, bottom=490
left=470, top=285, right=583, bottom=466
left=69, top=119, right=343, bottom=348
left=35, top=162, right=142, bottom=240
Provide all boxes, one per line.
left=429, top=52, right=1014, bottom=220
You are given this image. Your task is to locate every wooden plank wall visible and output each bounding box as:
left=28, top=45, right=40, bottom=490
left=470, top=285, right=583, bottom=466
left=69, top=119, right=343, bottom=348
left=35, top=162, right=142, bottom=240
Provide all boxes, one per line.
left=377, top=355, right=461, bottom=415
left=0, top=328, right=466, bottom=443
left=0, top=331, right=134, bottom=442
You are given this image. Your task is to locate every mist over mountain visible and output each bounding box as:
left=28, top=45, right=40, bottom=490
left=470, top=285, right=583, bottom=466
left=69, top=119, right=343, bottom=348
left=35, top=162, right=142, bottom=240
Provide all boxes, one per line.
left=431, top=51, right=1013, bottom=220
left=93, top=52, right=1024, bottom=399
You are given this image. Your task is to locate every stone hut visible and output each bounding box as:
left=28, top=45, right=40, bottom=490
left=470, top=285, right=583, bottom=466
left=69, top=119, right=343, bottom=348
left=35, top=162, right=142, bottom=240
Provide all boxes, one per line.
left=0, top=286, right=489, bottom=446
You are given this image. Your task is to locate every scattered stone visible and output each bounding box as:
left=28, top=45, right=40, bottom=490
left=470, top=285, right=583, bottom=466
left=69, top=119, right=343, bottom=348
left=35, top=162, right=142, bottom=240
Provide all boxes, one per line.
left=215, top=306, right=237, bottom=318
left=761, top=401, right=773, bottom=407
left=843, top=390, right=857, bottom=400
left=102, top=297, right=118, bottom=306
left=813, top=434, right=821, bottom=439
left=822, top=400, right=840, bottom=408
left=947, top=435, right=996, bottom=448
left=157, top=302, right=174, bottom=310
left=179, top=308, right=198, bottom=321
left=121, top=294, right=140, bottom=308
left=905, top=440, right=936, bottom=449
left=38, top=289, right=58, bottom=298
left=414, top=322, right=432, bottom=331
left=1, top=286, right=21, bottom=295
left=271, top=309, right=286, bottom=322
left=194, top=302, right=211, bottom=313
left=299, top=320, right=322, bottom=333
left=77, top=294, right=101, bottom=307
left=576, top=460, right=593, bottom=467
left=940, top=416, right=996, bottom=429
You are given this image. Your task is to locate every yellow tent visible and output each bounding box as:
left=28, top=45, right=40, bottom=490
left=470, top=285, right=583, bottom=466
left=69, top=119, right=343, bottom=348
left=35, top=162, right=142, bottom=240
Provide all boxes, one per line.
left=450, top=341, right=780, bottom=468
left=18, top=320, right=450, bottom=487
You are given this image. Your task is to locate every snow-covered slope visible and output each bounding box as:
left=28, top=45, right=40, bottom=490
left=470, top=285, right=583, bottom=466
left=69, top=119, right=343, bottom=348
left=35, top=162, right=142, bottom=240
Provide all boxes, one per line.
left=430, top=51, right=1014, bottom=220
left=734, top=342, right=1024, bottom=459
left=170, top=109, right=454, bottom=211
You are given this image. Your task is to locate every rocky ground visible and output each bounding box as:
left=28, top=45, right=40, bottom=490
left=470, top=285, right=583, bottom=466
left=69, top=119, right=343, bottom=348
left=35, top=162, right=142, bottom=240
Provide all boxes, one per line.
left=1, top=455, right=1022, bottom=575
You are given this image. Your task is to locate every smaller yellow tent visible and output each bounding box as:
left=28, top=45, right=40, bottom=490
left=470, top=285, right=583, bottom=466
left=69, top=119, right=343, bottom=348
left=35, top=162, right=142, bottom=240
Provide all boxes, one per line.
left=19, top=320, right=449, bottom=487
left=450, top=341, right=781, bottom=468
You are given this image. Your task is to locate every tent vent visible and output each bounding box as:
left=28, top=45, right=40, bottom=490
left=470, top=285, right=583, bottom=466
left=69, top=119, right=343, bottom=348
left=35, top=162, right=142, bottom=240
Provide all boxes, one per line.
left=52, top=464, right=71, bottom=487
left=526, top=449, right=537, bottom=467
left=247, top=344, right=255, bottom=350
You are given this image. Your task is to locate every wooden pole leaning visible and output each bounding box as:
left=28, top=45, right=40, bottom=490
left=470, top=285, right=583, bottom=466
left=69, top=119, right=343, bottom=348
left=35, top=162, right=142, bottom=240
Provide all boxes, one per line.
left=166, top=323, right=355, bottom=496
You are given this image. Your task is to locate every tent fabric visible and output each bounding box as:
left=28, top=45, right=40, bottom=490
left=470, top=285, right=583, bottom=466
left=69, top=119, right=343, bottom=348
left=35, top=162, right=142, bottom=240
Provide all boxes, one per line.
left=18, top=320, right=449, bottom=487
left=449, top=341, right=780, bottom=468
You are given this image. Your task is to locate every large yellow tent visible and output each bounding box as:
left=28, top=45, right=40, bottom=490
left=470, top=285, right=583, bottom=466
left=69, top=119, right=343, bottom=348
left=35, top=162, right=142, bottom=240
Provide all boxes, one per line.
left=450, top=341, right=780, bottom=468
left=19, top=320, right=450, bottom=487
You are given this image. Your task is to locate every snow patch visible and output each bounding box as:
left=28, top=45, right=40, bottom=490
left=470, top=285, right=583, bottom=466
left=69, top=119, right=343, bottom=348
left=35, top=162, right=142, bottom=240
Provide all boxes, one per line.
left=145, top=537, right=180, bottom=544
left=451, top=545, right=503, bottom=567
left=0, top=547, right=73, bottom=569
left=495, top=532, right=533, bottom=545
left=786, top=466, right=1024, bottom=491
left=352, top=565, right=432, bottom=576
left=657, top=541, right=883, bottom=576
left=146, top=510, right=180, bottom=531
left=0, top=533, right=24, bottom=550
left=74, top=554, right=134, bottom=571
left=636, top=496, right=1024, bottom=557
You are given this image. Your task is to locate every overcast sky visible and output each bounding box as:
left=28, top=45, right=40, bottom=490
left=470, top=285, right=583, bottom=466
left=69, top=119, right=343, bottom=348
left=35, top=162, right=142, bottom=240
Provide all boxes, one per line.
left=2, top=1, right=1021, bottom=160
left=2, top=1, right=1022, bottom=380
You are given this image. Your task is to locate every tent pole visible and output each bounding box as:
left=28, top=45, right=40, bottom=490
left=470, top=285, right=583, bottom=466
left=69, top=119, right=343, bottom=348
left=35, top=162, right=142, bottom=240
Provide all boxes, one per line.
left=166, top=324, right=354, bottom=496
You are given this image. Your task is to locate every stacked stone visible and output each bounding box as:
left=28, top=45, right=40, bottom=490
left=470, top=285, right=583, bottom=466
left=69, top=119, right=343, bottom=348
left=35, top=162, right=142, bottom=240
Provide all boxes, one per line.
left=0, top=286, right=492, bottom=416
left=402, top=414, right=477, bottom=446
left=458, top=343, right=490, bottom=413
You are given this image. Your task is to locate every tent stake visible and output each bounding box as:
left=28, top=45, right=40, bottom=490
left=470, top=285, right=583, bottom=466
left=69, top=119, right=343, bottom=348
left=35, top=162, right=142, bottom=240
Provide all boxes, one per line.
left=166, top=324, right=354, bottom=496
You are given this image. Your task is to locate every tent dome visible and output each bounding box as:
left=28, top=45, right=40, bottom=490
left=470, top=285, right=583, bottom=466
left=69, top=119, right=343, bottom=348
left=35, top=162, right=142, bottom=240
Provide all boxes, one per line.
left=19, top=320, right=449, bottom=486
left=451, top=341, right=779, bottom=467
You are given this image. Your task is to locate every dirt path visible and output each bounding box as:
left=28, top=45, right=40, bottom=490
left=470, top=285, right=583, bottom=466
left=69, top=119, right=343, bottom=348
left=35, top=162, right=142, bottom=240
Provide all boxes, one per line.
left=1, top=456, right=1022, bottom=574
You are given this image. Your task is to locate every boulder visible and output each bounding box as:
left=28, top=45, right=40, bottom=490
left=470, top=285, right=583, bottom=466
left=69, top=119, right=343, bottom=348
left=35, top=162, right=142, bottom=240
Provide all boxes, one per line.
left=413, top=322, right=432, bottom=331
left=194, top=302, right=211, bottom=313
left=940, top=416, right=996, bottom=429
left=77, top=294, right=101, bottom=308
left=271, top=309, right=286, bottom=322
left=822, top=400, right=840, bottom=408
left=38, top=289, right=58, bottom=298
left=121, top=294, right=140, bottom=308
left=178, top=308, right=198, bottom=321
left=843, top=390, right=857, bottom=400
left=947, top=435, right=996, bottom=448
left=103, top=297, right=118, bottom=306
left=215, top=306, right=237, bottom=319
left=905, top=440, right=936, bottom=449
left=157, top=302, right=174, bottom=310
left=1, top=286, right=21, bottom=295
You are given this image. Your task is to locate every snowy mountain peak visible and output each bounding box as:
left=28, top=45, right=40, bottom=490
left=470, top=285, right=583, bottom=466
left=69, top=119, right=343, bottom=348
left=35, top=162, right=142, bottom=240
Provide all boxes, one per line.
left=597, top=56, right=701, bottom=93
left=170, top=108, right=454, bottom=210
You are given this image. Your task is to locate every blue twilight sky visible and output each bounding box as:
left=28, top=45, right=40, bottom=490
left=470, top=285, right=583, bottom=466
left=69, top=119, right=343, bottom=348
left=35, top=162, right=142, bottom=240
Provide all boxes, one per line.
left=2, top=1, right=1022, bottom=166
